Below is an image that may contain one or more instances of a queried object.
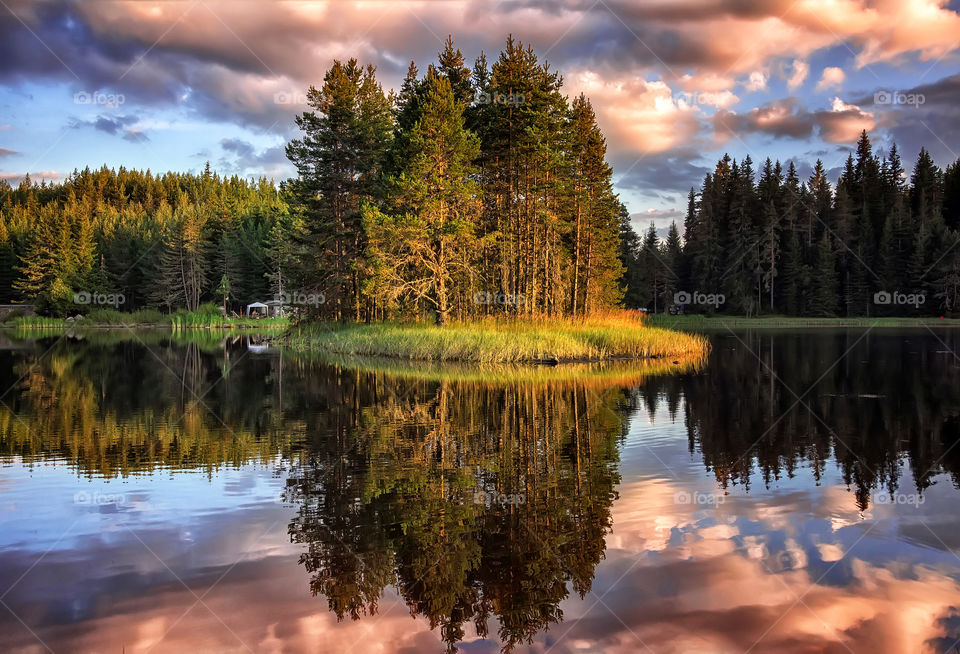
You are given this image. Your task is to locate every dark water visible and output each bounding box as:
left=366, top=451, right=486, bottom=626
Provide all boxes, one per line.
left=2, top=328, right=960, bottom=653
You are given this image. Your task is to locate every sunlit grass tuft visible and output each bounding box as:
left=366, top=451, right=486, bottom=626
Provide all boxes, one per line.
left=284, top=310, right=709, bottom=363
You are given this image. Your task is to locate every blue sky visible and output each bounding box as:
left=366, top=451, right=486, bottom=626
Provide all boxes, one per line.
left=1, top=0, right=959, bottom=232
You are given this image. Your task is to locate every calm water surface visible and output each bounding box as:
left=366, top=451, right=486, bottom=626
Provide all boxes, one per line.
left=1, top=328, right=960, bottom=653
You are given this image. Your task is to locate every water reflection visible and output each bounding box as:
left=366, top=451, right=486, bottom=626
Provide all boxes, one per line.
left=640, top=328, right=960, bottom=506
left=286, top=378, right=629, bottom=651
left=0, top=329, right=959, bottom=652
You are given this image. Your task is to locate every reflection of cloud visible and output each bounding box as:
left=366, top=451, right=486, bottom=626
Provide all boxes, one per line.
left=568, top=473, right=960, bottom=653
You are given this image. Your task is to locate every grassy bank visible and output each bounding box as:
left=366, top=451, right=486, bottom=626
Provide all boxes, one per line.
left=2, top=306, right=289, bottom=330
left=284, top=312, right=708, bottom=363
left=647, top=314, right=960, bottom=329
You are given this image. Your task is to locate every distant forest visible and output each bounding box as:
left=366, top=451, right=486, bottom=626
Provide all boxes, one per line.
left=620, top=133, right=960, bottom=316
left=0, top=36, right=624, bottom=321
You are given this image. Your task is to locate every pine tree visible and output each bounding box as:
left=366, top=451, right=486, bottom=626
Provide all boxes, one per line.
left=809, top=234, right=838, bottom=316
left=286, top=59, right=392, bottom=321
left=661, top=221, right=683, bottom=314
left=616, top=205, right=644, bottom=309
left=363, top=68, right=481, bottom=325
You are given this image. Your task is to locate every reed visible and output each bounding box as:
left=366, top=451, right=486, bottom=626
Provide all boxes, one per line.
left=284, top=311, right=709, bottom=363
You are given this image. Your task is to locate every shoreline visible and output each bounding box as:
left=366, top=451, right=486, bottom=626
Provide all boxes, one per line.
left=648, top=315, right=960, bottom=329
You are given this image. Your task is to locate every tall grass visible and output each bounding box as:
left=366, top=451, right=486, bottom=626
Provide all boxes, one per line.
left=284, top=311, right=709, bottom=363
left=2, top=303, right=288, bottom=330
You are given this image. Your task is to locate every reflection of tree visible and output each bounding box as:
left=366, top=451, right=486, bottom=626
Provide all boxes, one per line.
left=641, top=330, right=960, bottom=508
left=286, top=376, right=629, bottom=652
left=0, top=335, right=302, bottom=475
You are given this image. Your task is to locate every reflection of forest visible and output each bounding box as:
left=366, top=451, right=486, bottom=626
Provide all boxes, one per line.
left=638, top=329, right=960, bottom=507
left=0, top=334, right=653, bottom=652
left=7, top=330, right=960, bottom=650
left=285, top=378, right=632, bottom=652
left=0, top=334, right=304, bottom=475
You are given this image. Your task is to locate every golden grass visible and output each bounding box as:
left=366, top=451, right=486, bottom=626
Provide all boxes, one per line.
left=284, top=310, right=709, bottom=363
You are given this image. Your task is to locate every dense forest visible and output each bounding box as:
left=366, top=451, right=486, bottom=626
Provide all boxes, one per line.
left=0, top=36, right=623, bottom=321
left=621, top=133, right=960, bottom=316
left=2, top=38, right=959, bottom=319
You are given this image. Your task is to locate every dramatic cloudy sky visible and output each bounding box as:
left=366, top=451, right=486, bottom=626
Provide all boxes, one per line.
left=1, top=0, right=960, bottom=228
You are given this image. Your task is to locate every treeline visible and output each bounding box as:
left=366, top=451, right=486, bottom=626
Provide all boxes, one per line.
left=0, top=36, right=624, bottom=321
left=621, top=132, right=960, bottom=316
left=286, top=35, right=622, bottom=323
left=0, top=164, right=291, bottom=315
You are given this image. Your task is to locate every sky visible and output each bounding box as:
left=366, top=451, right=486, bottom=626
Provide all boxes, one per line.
left=1, top=0, right=959, bottom=232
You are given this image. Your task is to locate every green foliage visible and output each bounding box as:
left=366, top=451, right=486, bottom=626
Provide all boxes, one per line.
left=1, top=166, right=288, bottom=317
left=651, top=132, right=960, bottom=317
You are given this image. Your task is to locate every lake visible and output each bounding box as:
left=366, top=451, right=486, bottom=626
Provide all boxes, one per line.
left=1, top=327, right=959, bottom=653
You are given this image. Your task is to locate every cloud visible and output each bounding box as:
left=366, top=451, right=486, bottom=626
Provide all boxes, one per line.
left=714, top=98, right=815, bottom=140
left=744, top=71, right=768, bottom=92
left=631, top=208, right=685, bottom=238
left=0, top=0, right=957, bottom=190
left=816, top=66, right=846, bottom=92
left=786, top=60, right=809, bottom=91
left=569, top=71, right=704, bottom=156
left=70, top=114, right=149, bottom=142
left=615, top=150, right=711, bottom=194
left=713, top=96, right=875, bottom=144
left=2, top=0, right=956, bottom=134
left=0, top=147, right=17, bottom=157
left=817, top=97, right=875, bottom=143
left=856, top=72, right=960, bottom=166
left=219, top=137, right=291, bottom=178
left=0, top=170, right=60, bottom=183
